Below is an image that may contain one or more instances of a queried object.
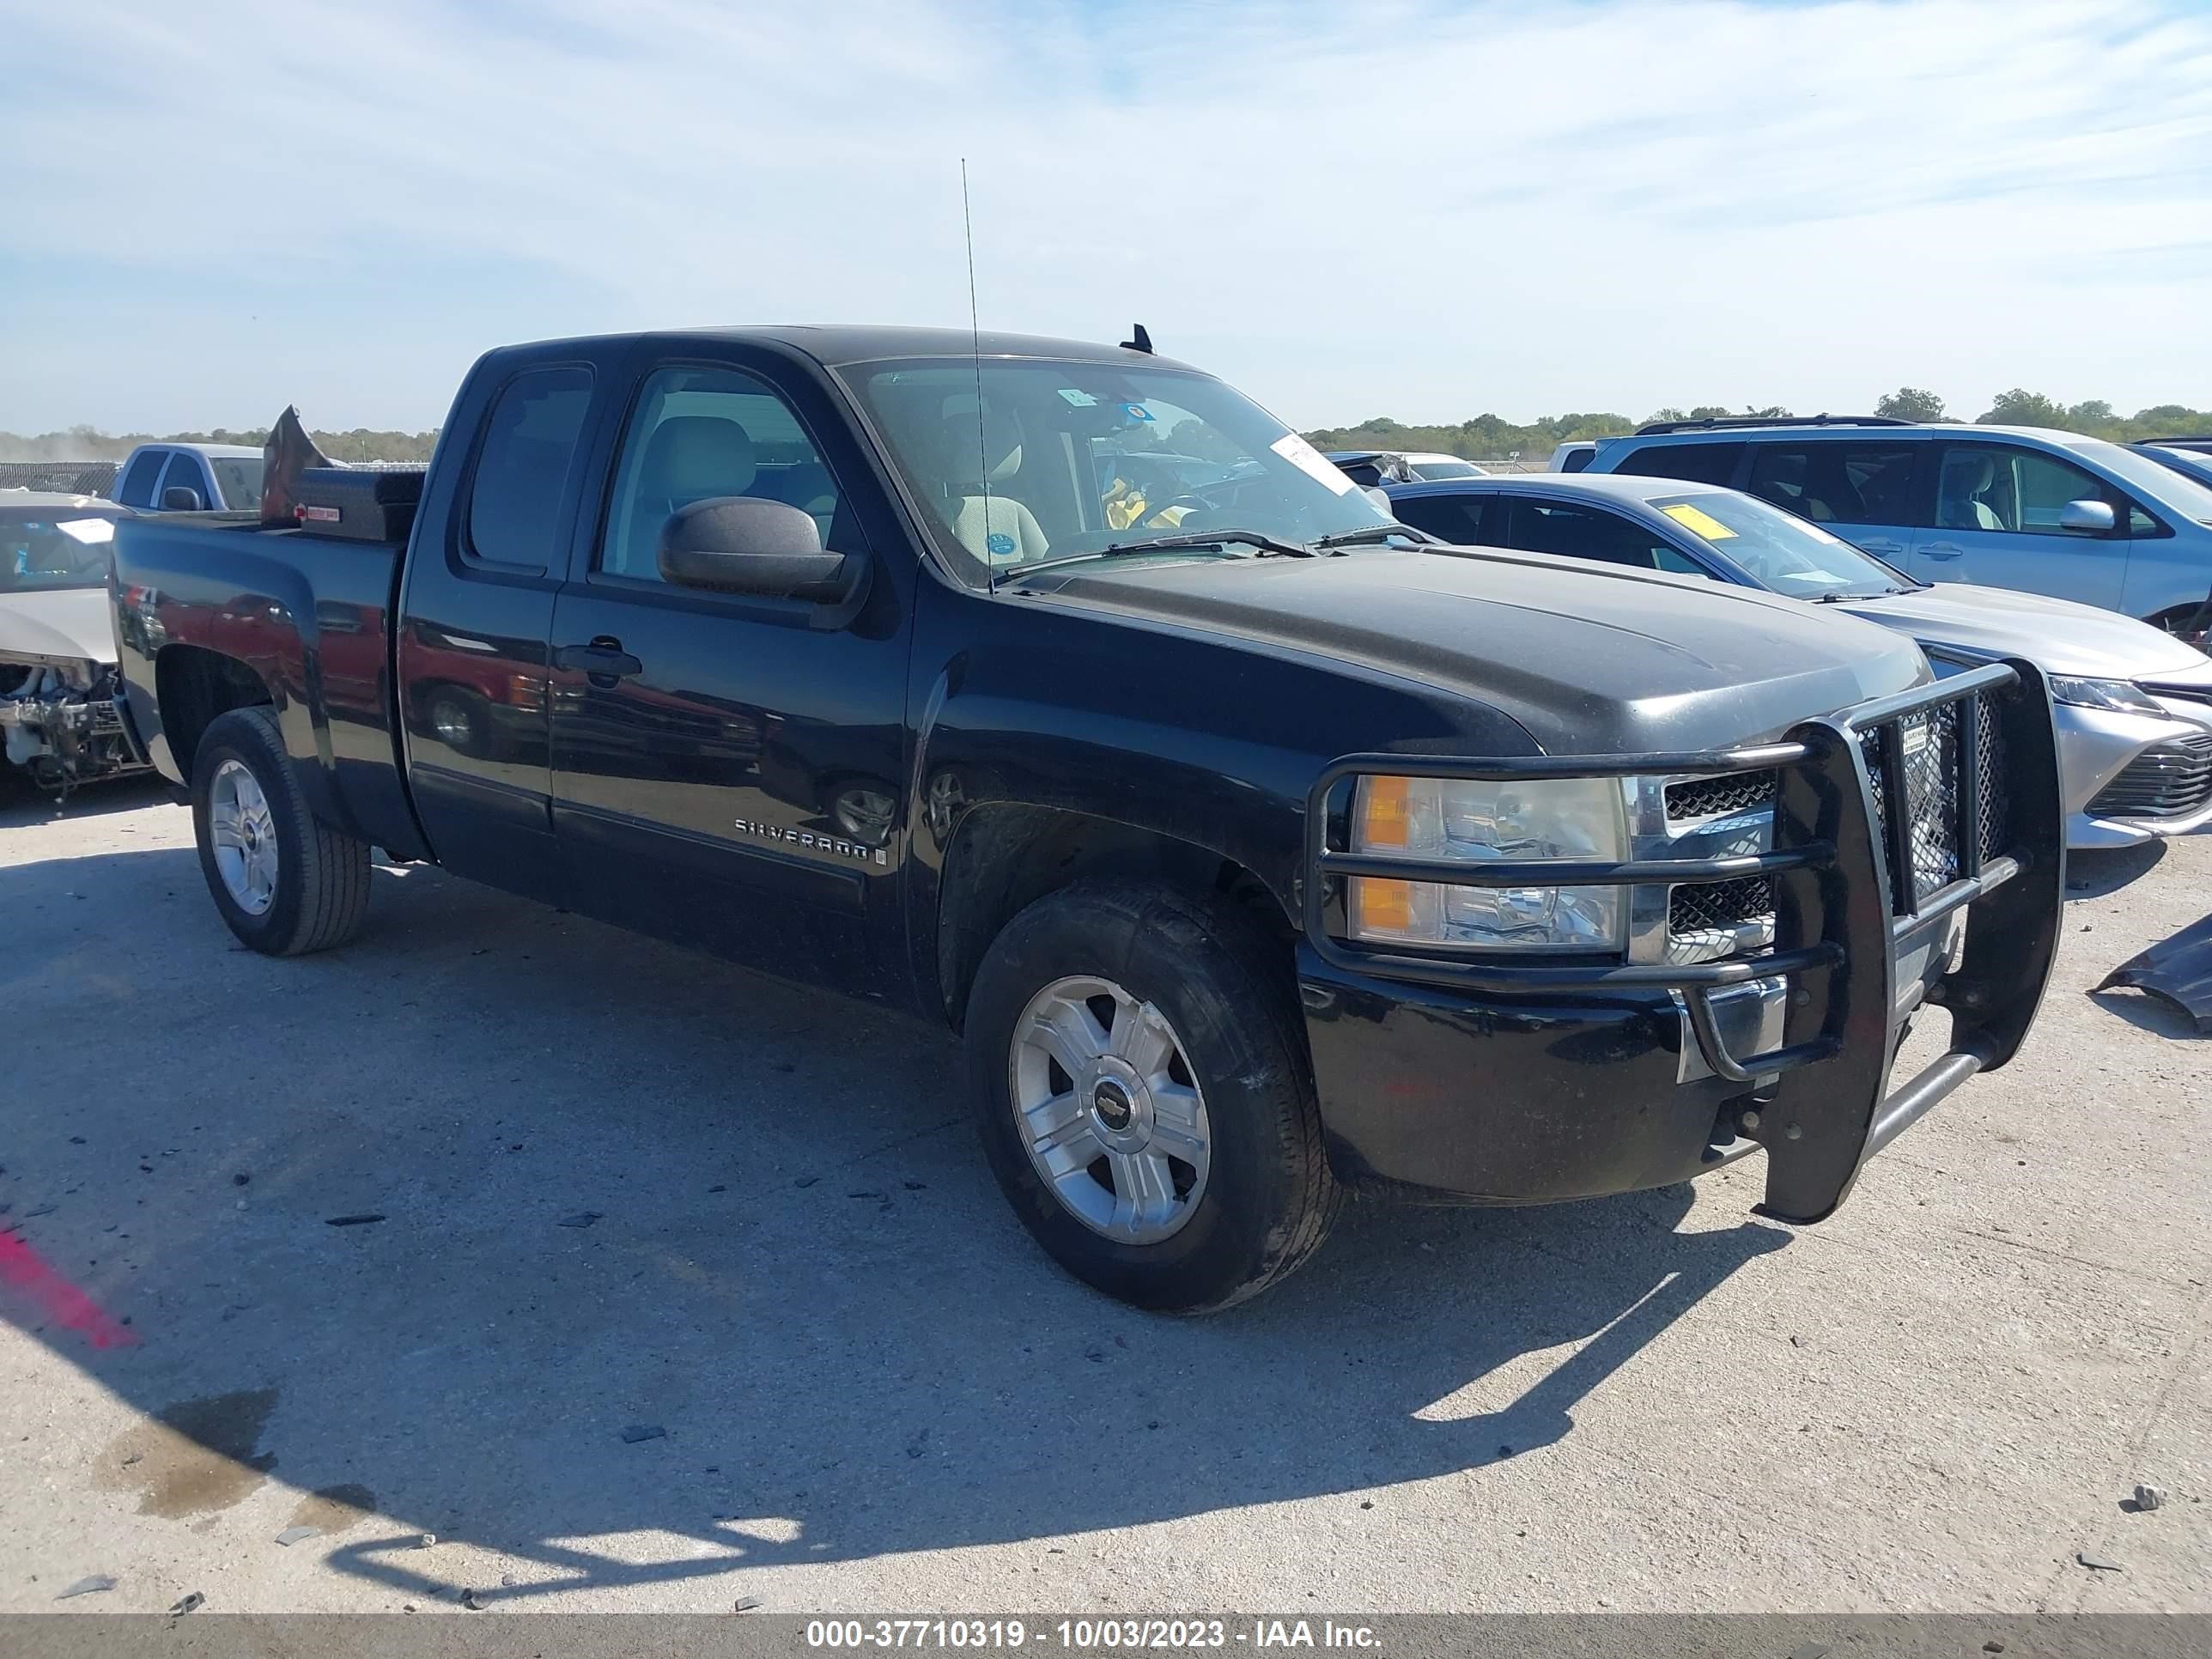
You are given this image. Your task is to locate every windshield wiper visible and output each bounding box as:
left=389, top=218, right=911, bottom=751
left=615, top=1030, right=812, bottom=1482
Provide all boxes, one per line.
left=1006, top=529, right=1316, bottom=580
left=1312, top=523, right=1431, bottom=550
left=1104, top=528, right=1316, bottom=558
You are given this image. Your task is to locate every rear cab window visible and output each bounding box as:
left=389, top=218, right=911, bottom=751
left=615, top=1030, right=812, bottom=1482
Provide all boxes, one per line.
left=465, top=367, right=595, bottom=568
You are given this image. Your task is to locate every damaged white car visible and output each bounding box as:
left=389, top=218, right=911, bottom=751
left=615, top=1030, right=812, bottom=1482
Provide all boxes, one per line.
left=1, top=492, right=149, bottom=793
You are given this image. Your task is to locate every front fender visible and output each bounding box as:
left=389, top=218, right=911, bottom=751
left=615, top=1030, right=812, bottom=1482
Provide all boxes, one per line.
left=901, top=576, right=1540, bottom=1016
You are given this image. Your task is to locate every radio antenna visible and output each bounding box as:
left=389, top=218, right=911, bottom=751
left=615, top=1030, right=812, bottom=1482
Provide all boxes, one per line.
left=961, top=159, right=999, bottom=592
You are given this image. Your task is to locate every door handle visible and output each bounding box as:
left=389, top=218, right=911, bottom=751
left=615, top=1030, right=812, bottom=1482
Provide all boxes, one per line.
left=1920, top=543, right=1965, bottom=561
left=553, top=638, right=644, bottom=679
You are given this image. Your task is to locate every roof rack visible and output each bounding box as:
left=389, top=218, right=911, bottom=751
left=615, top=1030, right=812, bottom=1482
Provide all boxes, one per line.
left=2139, top=434, right=2212, bottom=449
left=1633, top=414, right=1910, bottom=436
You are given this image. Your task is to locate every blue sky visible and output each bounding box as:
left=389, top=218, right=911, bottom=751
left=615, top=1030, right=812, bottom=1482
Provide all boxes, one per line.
left=3, top=0, right=2209, bottom=434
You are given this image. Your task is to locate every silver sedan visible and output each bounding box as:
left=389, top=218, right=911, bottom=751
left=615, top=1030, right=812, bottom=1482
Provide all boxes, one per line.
left=1383, top=472, right=2212, bottom=848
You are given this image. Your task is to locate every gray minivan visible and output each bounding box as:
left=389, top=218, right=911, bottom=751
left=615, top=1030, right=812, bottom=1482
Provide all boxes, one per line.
left=1581, top=419, right=2212, bottom=641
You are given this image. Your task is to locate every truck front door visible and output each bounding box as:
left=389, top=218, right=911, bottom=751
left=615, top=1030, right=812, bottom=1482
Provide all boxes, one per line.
left=545, top=353, right=910, bottom=997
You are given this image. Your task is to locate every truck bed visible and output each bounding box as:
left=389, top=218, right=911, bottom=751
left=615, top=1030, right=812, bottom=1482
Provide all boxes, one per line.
left=111, top=510, right=426, bottom=858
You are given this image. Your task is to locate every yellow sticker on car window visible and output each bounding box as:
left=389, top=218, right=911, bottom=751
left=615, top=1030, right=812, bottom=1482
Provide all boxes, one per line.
left=1660, top=502, right=1738, bottom=541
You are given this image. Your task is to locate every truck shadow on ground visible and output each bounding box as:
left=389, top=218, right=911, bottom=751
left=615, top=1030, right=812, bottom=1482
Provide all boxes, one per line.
left=5, top=842, right=1792, bottom=1605
left=0, top=774, right=172, bottom=830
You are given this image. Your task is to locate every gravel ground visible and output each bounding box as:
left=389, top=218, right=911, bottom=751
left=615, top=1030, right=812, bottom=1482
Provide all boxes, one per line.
left=1, top=776, right=2205, bottom=1615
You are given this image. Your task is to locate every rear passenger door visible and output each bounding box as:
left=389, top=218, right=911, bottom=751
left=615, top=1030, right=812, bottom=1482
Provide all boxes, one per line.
left=544, top=350, right=910, bottom=996
left=395, top=356, right=611, bottom=903
left=1907, top=441, right=2132, bottom=610
left=1741, top=439, right=1922, bottom=564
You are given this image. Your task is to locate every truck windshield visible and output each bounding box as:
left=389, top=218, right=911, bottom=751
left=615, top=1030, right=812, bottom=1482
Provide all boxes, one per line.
left=1649, top=491, right=1914, bottom=599
left=210, top=457, right=265, bottom=511
left=844, top=358, right=1398, bottom=579
left=1, top=514, right=115, bottom=592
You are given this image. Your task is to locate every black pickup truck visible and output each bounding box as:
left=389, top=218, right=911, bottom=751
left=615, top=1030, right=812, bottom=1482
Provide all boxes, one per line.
left=111, top=326, right=2063, bottom=1310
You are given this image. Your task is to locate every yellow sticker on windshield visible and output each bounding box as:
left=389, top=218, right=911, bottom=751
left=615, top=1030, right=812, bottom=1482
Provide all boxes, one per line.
left=1660, top=502, right=1739, bottom=541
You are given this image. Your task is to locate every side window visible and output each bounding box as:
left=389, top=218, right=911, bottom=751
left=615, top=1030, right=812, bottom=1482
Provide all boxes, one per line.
left=1503, top=500, right=1681, bottom=571
left=156, top=452, right=209, bottom=508
left=1613, top=441, right=1744, bottom=487
left=115, top=451, right=165, bottom=507
left=1935, top=445, right=2113, bottom=537
left=599, top=365, right=848, bottom=584
left=1746, top=442, right=1919, bottom=526
left=1391, top=494, right=1489, bottom=544
left=466, top=367, right=593, bottom=568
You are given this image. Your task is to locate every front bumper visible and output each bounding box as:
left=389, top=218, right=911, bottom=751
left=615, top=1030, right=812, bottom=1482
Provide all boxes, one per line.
left=2058, top=700, right=2212, bottom=848
left=0, top=689, right=152, bottom=787
left=1297, top=661, right=2063, bottom=1223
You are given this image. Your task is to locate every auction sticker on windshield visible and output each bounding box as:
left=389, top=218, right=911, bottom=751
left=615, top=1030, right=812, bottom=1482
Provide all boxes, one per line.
left=1660, top=502, right=1738, bottom=541
left=1272, top=433, right=1355, bottom=495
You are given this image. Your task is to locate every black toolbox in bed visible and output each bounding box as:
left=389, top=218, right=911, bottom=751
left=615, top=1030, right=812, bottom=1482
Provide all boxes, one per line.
left=292, top=466, right=427, bottom=543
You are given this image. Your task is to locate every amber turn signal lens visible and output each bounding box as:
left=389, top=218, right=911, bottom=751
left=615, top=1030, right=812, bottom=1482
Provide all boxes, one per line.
left=1349, top=876, right=1414, bottom=936
left=1358, top=775, right=1411, bottom=848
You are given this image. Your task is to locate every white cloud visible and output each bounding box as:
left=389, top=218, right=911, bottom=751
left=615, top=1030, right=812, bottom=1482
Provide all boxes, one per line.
left=3, top=0, right=2209, bottom=430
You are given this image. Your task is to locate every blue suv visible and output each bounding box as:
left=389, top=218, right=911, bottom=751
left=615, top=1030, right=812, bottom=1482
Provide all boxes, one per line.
left=1579, top=417, right=2212, bottom=644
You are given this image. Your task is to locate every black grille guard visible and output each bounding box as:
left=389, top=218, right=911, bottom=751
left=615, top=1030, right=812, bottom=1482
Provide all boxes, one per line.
left=1302, top=659, right=2065, bottom=1224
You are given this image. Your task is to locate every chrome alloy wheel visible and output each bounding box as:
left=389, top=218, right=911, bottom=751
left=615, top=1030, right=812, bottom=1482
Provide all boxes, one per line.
left=208, top=758, right=279, bottom=916
left=1009, top=975, right=1212, bottom=1243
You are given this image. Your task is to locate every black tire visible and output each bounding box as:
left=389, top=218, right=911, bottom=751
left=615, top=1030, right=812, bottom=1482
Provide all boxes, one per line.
left=963, top=880, right=1340, bottom=1313
left=191, top=707, right=371, bottom=956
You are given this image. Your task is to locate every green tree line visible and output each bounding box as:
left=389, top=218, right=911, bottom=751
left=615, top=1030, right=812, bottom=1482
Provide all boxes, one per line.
left=7, top=386, right=2208, bottom=471
left=0, top=423, right=442, bottom=465
left=1304, top=388, right=2210, bottom=463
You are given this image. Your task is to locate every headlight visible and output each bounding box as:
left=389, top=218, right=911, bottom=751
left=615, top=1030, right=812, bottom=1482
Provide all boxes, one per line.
left=1347, top=775, right=1628, bottom=951
left=2047, top=676, right=2166, bottom=716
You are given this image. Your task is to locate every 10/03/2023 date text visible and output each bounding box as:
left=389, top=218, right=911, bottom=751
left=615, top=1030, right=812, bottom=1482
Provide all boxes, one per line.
left=804, top=1620, right=1382, bottom=1650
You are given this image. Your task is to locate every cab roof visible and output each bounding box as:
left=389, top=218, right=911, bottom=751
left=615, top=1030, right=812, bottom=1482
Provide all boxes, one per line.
left=510, top=325, right=1199, bottom=374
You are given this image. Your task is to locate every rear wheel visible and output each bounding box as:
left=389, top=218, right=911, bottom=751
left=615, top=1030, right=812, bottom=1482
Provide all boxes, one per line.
left=964, top=880, right=1339, bottom=1312
left=191, top=707, right=371, bottom=956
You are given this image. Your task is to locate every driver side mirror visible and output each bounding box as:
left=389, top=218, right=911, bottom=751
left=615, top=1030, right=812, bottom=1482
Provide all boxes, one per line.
left=658, top=496, right=860, bottom=603
left=2059, top=498, right=2116, bottom=534
left=161, top=484, right=207, bottom=511
left=1362, top=486, right=1394, bottom=515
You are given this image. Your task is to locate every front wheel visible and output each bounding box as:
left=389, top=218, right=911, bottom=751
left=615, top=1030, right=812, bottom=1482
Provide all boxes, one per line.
left=191, top=707, right=371, bottom=956
left=963, top=880, right=1340, bottom=1312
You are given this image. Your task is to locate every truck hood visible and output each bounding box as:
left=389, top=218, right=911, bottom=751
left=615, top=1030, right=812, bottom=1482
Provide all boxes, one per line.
left=1024, top=549, right=1929, bottom=755
left=1842, top=583, right=2210, bottom=679
left=0, top=586, right=115, bottom=666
